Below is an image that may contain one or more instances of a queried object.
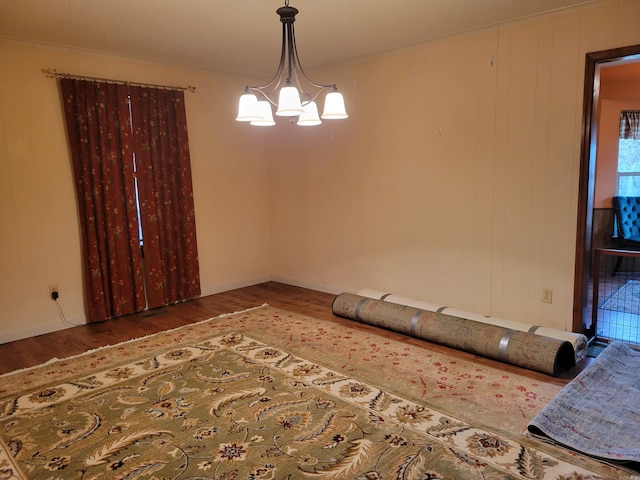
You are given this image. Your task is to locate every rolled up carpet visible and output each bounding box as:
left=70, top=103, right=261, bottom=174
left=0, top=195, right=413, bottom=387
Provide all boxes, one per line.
left=357, top=288, right=443, bottom=313
left=333, top=293, right=575, bottom=376
left=357, top=288, right=588, bottom=364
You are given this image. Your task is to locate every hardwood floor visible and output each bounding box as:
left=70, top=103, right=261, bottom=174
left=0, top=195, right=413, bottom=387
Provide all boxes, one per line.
left=0, top=282, right=583, bottom=385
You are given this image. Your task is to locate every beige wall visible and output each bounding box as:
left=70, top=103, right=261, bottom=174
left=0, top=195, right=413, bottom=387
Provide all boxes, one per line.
left=1, top=0, right=640, bottom=342
left=268, top=0, right=640, bottom=331
left=0, top=41, right=272, bottom=342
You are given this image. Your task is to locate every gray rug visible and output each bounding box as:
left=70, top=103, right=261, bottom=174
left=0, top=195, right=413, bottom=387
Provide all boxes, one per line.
left=527, top=341, right=640, bottom=468
left=600, top=280, right=640, bottom=314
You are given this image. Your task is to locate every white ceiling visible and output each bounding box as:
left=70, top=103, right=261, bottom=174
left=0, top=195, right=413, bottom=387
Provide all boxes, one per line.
left=0, top=0, right=594, bottom=79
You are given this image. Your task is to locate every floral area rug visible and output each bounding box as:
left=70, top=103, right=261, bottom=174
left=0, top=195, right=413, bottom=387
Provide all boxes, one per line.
left=0, top=305, right=634, bottom=479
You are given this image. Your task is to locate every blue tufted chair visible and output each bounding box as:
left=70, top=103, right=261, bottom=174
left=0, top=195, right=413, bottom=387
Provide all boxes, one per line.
left=612, top=196, right=640, bottom=245
left=612, top=196, right=640, bottom=273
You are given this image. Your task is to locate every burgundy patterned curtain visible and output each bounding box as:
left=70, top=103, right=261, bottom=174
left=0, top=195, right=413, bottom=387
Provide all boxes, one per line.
left=61, top=79, right=200, bottom=322
left=129, top=86, right=201, bottom=308
left=61, top=79, right=146, bottom=322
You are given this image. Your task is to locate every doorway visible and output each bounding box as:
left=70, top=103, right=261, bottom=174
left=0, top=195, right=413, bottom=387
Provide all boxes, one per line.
left=573, top=44, right=640, bottom=344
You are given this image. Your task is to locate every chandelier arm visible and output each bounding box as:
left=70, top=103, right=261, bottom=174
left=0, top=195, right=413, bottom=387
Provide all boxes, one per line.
left=245, top=87, right=277, bottom=106
left=290, top=23, right=335, bottom=90
left=244, top=21, right=290, bottom=99
left=306, top=87, right=332, bottom=104
left=289, top=65, right=330, bottom=105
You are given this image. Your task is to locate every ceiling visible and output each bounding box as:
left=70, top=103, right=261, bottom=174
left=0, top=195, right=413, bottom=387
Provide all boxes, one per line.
left=0, top=0, right=595, bottom=79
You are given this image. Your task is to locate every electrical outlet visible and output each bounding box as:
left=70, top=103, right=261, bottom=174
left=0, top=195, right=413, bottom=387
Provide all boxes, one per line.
left=541, top=288, right=553, bottom=304
left=49, top=284, right=59, bottom=301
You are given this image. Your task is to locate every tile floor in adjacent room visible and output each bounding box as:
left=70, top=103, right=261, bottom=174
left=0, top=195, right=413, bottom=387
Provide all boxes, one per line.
left=597, top=309, right=640, bottom=345
left=593, top=258, right=640, bottom=346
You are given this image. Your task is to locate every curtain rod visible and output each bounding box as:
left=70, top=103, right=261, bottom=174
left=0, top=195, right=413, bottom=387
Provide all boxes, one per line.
left=43, top=68, right=196, bottom=93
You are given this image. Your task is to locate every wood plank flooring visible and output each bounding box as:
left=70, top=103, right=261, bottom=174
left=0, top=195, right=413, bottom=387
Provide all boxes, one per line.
left=0, top=282, right=584, bottom=385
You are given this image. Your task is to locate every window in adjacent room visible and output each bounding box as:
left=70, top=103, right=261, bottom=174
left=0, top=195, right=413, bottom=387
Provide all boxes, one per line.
left=616, top=110, right=640, bottom=195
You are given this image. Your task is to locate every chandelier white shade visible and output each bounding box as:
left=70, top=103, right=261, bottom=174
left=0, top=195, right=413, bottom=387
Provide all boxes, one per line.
left=236, top=2, right=348, bottom=127
left=297, top=101, right=322, bottom=126
left=276, top=83, right=304, bottom=116
left=235, top=93, right=260, bottom=122
left=250, top=101, right=276, bottom=126
left=321, top=90, right=348, bottom=119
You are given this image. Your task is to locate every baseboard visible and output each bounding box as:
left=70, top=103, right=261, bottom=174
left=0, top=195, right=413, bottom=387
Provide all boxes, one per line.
left=270, top=276, right=345, bottom=295
left=199, top=276, right=273, bottom=297
left=0, top=318, right=87, bottom=345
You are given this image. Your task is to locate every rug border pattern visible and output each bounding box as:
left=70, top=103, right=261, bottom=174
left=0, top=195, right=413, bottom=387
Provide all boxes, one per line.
left=0, top=332, right=614, bottom=480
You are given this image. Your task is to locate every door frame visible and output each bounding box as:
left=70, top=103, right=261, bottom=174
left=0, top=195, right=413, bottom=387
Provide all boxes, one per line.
left=573, top=44, right=640, bottom=335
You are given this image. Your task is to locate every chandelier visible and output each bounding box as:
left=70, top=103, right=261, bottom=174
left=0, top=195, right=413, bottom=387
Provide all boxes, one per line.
left=235, top=1, right=348, bottom=127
